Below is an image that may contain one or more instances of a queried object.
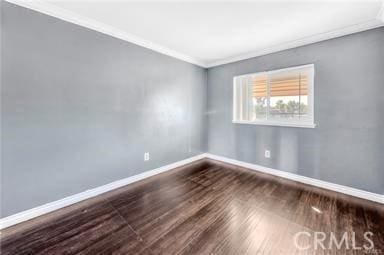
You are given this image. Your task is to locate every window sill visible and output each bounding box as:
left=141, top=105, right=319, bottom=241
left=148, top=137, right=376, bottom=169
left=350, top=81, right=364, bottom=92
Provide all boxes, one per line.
left=232, top=120, right=316, bottom=128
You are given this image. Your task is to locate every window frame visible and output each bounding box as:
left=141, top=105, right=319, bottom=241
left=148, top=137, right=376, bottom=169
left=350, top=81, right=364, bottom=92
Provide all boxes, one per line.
left=232, top=64, right=316, bottom=128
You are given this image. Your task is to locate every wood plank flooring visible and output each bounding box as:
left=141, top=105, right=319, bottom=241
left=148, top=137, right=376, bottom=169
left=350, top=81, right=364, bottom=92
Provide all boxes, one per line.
left=1, top=159, right=383, bottom=254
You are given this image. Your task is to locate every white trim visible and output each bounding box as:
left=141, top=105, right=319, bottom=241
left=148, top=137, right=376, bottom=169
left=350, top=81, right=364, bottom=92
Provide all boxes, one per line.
left=232, top=120, right=316, bottom=129
left=1, top=152, right=382, bottom=229
left=205, top=154, right=383, bottom=204
left=0, top=153, right=207, bottom=230
left=4, top=0, right=206, bottom=67
left=205, top=19, right=384, bottom=68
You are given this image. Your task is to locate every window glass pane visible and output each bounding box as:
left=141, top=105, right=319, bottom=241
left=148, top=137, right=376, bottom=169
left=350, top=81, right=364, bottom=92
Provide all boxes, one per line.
left=269, top=69, right=308, bottom=120
left=250, top=74, right=267, bottom=121
left=233, top=64, right=313, bottom=126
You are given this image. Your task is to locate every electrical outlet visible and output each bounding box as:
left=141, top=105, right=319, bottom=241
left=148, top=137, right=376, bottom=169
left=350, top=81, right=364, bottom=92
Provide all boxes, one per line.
left=264, top=150, right=271, bottom=158
left=144, top=152, right=150, bottom=161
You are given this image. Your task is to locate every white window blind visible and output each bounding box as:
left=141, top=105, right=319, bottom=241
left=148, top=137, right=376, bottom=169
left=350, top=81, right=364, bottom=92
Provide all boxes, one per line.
left=233, top=64, right=315, bottom=128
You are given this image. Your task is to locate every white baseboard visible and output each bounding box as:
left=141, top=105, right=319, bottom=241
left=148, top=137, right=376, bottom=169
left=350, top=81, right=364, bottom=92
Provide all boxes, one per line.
left=0, top=154, right=207, bottom=230
left=205, top=153, right=383, bottom=204
left=1, top=152, right=382, bottom=230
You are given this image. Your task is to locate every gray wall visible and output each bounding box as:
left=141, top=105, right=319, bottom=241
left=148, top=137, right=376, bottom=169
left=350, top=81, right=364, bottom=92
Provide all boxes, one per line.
left=1, top=2, right=207, bottom=217
left=207, top=27, right=384, bottom=194
left=1, top=1, right=383, bottom=218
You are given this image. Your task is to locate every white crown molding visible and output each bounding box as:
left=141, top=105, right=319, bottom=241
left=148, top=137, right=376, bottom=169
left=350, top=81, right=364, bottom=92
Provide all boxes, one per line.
left=205, top=154, right=383, bottom=204
left=0, top=153, right=207, bottom=230
left=5, top=0, right=208, bottom=67
left=205, top=18, right=384, bottom=68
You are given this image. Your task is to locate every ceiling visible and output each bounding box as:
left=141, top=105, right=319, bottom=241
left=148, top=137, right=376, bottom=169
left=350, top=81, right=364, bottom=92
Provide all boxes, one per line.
left=8, top=0, right=384, bottom=67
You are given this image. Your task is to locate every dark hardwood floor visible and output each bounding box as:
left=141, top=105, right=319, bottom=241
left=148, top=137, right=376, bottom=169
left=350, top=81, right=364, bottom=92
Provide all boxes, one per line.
left=1, top=159, right=383, bottom=254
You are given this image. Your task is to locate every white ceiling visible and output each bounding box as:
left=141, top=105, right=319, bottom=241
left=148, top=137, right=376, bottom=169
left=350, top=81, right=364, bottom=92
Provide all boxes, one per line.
left=8, top=0, right=384, bottom=67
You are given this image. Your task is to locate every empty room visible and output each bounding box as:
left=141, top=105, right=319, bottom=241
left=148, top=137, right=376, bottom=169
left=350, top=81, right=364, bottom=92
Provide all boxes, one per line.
left=1, top=0, right=383, bottom=254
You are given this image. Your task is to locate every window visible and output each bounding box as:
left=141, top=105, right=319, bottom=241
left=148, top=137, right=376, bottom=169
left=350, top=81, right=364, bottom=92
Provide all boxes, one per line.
left=233, top=64, right=315, bottom=128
